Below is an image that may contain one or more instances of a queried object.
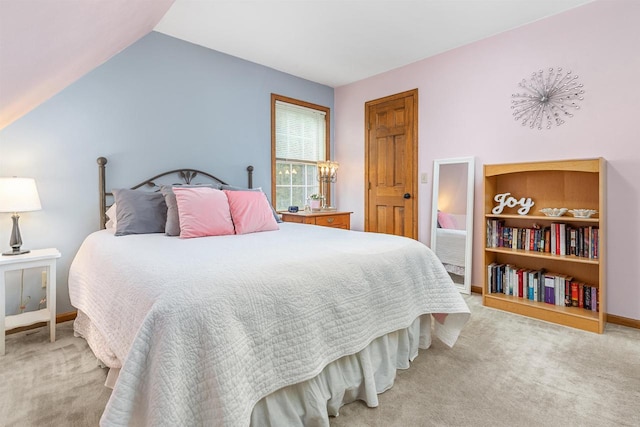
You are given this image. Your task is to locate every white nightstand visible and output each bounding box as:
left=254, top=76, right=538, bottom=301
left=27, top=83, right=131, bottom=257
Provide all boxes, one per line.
left=0, top=248, right=61, bottom=355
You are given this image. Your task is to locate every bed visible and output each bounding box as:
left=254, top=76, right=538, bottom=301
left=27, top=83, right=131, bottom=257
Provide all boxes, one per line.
left=68, top=157, right=470, bottom=426
left=435, top=228, right=466, bottom=276
left=435, top=212, right=468, bottom=277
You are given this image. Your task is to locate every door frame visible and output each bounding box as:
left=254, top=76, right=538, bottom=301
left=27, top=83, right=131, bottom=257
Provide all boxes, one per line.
left=364, top=88, right=419, bottom=238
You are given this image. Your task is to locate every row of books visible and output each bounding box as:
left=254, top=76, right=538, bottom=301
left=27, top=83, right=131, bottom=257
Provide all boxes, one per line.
left=487, top=263, right=599, bottom=311
left=486, top=220, right=599, bottom=259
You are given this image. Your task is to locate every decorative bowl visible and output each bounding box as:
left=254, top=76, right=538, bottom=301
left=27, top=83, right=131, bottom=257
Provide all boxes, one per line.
left=568, top=209, right=597, bottom=218
left=539, top=208, right=567, bottom=217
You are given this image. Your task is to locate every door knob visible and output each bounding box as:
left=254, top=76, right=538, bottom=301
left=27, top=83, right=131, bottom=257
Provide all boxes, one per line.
left=403, top=193, right=411, bottom=199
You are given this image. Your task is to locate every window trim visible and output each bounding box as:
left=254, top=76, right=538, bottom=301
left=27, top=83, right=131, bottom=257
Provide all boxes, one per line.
left=271, top=93, right=331, bottom=211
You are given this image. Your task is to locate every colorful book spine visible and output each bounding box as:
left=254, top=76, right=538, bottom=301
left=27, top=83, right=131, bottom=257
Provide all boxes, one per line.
left=578, top=284, right=584, bottom=308
left=564, top=277, right=572, bottom=307
left=559, top=223, right=566, bottom=256
left=571, top=282, right=579, bottom=307
left=544, top=275, right=555, bottom=305
left=487, top=262, right=496, bottom=293
left=517, top=269, right=525, bottom=298
left=528, top=271, right=534, bottom=300
left=584, top=284, right=592, bottom=310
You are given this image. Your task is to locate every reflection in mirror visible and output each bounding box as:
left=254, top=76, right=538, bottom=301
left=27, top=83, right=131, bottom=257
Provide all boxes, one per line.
left=430, top=157, right=475, bottom=294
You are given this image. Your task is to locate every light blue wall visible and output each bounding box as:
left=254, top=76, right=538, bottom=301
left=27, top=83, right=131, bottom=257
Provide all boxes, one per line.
left=0, top=31, right=334, bottom=315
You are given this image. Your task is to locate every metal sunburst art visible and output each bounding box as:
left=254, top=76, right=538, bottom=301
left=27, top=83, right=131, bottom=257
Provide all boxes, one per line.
left=511, top=67, right=585, bottom=130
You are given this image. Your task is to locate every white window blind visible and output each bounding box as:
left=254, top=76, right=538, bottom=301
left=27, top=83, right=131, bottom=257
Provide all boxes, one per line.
left=275, top=100, right=326, bottom=162
left=274, top=99, right=327, bottom=211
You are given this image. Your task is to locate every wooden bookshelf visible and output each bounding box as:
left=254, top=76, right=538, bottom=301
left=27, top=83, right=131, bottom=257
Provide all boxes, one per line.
left=483, top=158, right=606, bottom=333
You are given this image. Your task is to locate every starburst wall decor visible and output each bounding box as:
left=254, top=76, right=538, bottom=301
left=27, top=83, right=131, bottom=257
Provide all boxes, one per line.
left=511, top=67, right=585, bottom=130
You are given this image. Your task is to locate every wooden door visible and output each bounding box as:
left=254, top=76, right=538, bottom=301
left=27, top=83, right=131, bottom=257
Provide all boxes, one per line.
left=365, top=89, right=418, bottom=239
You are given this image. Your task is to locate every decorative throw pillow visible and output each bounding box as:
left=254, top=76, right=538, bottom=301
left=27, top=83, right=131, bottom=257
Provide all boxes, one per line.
left=224, top=190, right=279, bottom=234
left=173, top=187, right=235, bottom=238
left=161, top=184, right=222, bottom=236
left=105, top=204, right=117, bottom=230
left=220, top=184, right=282, bottom=223
left=112, top=189, right=167, bottom=236
left=437, top=211, right=457, bottom=230
left=449, top=213, right=467, bottom=230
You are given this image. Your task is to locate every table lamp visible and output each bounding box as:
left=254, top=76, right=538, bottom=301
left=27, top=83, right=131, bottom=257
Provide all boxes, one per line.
left=0, top=177, right=42, bottom=256
left=317, top=160, right=339, bottom=210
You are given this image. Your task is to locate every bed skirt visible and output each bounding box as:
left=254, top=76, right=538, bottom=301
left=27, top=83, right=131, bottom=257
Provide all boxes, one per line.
left=75, top=311, right=434, bottom=426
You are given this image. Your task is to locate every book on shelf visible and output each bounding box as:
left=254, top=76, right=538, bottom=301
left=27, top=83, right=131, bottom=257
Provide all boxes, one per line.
left=544, top=274, right=555, bottom=305
left=517, top=268, right=525, bottom=298
left=584, top=284, right=592, bottom=310
left=578, top=283, right=584, bottom=308
left=564, top=277, right=572, bottom=307
left=571, top=282, right=579, bottom=307
left=528, top=270, right=535, bottom=300
left=486, top=261, right=599, bottom=312
left=554, top=274, right=567, bottom=308
left=559, top=223, right=566, bottom=256
left=487, top=263, right=506, bottom=294
left=486, top=219, right=599, bottom=260
left=544, top=227, right=550, bottom=253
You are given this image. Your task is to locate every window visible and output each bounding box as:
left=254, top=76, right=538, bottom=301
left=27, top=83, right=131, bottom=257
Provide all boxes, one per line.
left=271, top=94, right=330, bottom=212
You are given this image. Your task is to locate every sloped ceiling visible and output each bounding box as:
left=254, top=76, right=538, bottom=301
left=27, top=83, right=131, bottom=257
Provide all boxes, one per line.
left=0, top=0, right=594, bottom=130
left=155, top=0, right=594, bottom=88
left=0, top=0, right=174, bottom=129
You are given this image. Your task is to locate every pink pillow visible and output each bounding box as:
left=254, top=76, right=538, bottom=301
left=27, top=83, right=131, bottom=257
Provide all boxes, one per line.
left=224, top=190, right=279, bottom=235
left=437, top=211, right=456, bottom=229
left=173, top=187, right=235, bottom=238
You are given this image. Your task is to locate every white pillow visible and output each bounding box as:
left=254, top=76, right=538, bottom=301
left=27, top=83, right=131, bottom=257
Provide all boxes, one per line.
left=105, top=204, right=117, bottom=229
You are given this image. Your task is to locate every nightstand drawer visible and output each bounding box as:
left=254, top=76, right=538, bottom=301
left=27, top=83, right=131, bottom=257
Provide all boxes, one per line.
left=280, top=214, right=306, bottom=224
left=280, top=211, right=352, bottom=230
left=315, top=214, right=349, bottom=229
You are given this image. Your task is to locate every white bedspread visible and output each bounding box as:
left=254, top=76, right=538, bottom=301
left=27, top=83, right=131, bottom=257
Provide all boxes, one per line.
left=69, top=223, right=469, bottom=427
left=435, top=227, right=467, bottom=267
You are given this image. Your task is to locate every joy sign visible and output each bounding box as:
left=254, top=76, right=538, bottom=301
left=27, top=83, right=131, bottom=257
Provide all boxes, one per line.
left=492, top=192, right=535, bottom=215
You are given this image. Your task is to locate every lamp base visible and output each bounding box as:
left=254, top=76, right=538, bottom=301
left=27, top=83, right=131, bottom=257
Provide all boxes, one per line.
left=2, top=249, right=30, bottom=256
left=4, top=213, right=29, bottom=256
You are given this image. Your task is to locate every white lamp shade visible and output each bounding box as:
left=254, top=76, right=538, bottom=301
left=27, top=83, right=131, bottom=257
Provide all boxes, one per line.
left=0, top=177, right=42, bottom=212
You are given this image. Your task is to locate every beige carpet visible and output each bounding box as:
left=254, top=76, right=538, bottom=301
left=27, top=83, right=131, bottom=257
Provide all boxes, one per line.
left=1, top=294, right=639, bottom=427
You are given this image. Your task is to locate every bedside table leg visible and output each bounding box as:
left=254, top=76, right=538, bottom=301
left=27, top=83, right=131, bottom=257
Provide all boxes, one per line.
left=48, top=263, right=56, bottom=343
left=1, top=271, right=6, bottom=356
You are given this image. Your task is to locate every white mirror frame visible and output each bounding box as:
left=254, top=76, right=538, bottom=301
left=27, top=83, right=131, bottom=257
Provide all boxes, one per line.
left=430, top=157, right=475, bottom=294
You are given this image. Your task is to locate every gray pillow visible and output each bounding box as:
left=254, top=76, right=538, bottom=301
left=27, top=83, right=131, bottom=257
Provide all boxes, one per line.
left=161, top=184, right=222, bottom=236
left=220, top=184, right=283, bottom=223
left=113, top=189, right=168, bottom=236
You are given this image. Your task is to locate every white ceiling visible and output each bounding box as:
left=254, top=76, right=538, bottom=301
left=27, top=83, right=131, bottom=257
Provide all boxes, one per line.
left=0, top=0, right=174, bottom=129
left=0, top=0, right=594, bottom=129
left=154, top=0, right=595, bottom=88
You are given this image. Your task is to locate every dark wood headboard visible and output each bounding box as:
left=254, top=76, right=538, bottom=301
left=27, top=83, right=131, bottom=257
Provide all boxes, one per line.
left=97, top=157, right=254, bottom=229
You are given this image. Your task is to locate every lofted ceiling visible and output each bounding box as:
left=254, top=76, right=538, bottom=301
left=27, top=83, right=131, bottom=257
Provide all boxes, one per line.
left=0, top=0, right=175, bottom=130
left=0, top=0, right=594, bottom=130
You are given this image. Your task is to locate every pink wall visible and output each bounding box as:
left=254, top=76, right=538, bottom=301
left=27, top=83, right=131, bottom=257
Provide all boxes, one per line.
left=334, top=0, right=640, bottom=320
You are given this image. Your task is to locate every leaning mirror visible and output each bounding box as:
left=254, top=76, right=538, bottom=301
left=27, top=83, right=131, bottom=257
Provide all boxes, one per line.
left=430, top=157, right=475, bottom=294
